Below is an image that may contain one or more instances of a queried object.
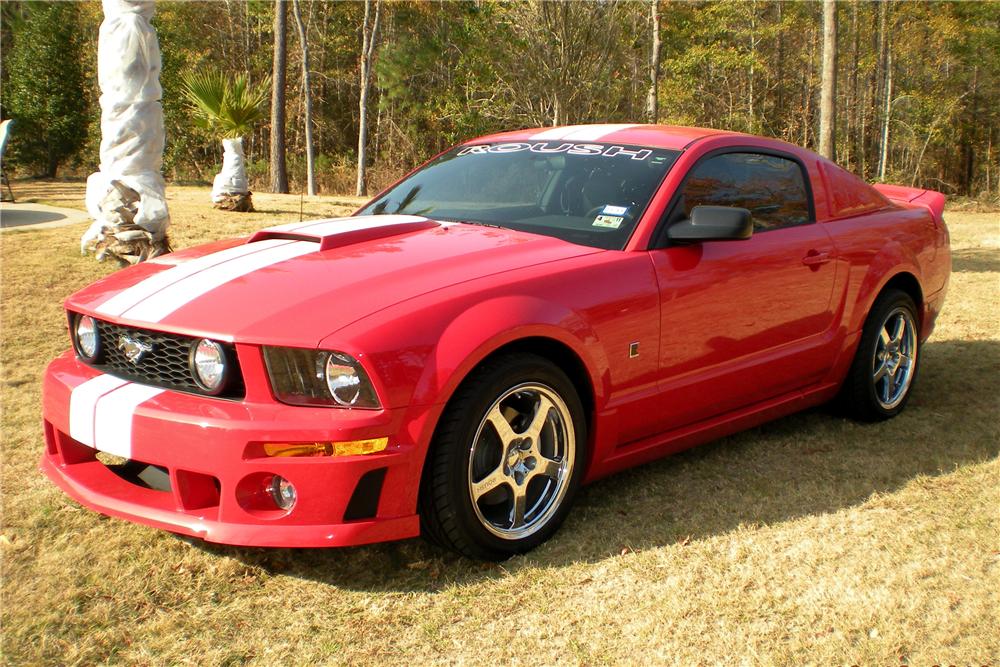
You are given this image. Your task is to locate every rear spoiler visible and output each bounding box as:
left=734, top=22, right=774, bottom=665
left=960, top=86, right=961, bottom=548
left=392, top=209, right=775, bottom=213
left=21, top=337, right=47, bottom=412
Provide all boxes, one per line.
left=873, top=184, right=946, bottom=225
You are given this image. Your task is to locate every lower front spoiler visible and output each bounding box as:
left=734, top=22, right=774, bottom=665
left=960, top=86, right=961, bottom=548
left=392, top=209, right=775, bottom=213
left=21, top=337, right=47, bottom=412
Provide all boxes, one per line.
left=40, top=454, right=421, bottom=548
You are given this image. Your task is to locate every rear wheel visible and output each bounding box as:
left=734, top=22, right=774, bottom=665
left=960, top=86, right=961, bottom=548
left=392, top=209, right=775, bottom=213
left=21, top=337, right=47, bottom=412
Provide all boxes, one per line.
left=420, top=353, right=587, bottom=560
left=841, top=289, right=921, bottom=421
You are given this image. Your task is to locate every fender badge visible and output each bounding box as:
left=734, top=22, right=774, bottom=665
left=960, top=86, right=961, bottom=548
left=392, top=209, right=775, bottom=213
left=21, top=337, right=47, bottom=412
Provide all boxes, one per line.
left=118, top=335, right=153, bottom=364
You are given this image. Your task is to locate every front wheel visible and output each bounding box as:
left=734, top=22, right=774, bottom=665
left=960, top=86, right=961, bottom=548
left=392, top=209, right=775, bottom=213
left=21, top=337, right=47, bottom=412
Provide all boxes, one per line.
left=420, top=353, right=587, bottom=560
left=840, top=289, right=921, bottom=421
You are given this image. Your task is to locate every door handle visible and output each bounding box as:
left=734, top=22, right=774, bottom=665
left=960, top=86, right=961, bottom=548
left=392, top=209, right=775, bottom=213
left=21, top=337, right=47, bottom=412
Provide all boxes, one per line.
left=802, top=250, right=832, bottom=267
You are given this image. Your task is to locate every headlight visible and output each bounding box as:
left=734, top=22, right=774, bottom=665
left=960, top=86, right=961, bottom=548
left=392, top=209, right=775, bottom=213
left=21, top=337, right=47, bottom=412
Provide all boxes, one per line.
left=263, top=347, right=380, bottom=409
left=190, top=338, right=228, bottom=394
left=326, top=353, right=363, bottom=406
left=73, top=314, right=100, bottom=361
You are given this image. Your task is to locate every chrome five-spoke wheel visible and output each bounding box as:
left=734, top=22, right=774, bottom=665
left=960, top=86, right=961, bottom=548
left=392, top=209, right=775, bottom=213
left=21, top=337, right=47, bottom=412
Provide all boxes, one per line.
left=420, top=353, right=586, bottom=560
left=468, top=383, right=575, bottom=540
left=842, top=288, right=921, bottom=422
left=872, top=307, right=917, bottom=410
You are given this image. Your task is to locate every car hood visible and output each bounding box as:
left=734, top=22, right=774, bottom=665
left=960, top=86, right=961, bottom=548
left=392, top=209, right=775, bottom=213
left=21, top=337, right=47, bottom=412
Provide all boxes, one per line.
left=68, top=215, right=603, bottom=346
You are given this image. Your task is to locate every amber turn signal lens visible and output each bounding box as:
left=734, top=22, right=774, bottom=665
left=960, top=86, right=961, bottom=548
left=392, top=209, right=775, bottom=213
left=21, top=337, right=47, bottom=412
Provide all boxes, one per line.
left=263, top=442, right=333, bottom=457
left=263, top=437, right=388, bottom=458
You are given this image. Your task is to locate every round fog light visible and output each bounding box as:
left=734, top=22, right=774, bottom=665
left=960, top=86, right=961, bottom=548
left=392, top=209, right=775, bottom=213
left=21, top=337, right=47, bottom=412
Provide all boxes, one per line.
left=267, top=475, right=297, bottom=511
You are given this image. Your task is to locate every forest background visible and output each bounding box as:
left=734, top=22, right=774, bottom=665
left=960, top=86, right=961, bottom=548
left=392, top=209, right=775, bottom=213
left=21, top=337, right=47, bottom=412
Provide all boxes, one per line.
left=2, top=0, right=998, bottom=201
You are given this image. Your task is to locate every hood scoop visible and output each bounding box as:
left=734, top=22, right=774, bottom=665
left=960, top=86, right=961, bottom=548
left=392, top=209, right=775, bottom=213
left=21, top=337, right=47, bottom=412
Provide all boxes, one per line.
left=247, top=214, right=438, bottom=251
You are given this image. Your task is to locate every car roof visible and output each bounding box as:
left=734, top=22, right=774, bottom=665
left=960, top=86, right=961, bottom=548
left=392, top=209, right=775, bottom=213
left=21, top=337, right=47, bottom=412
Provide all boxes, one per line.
left=468, top=124, right=743, bottom=151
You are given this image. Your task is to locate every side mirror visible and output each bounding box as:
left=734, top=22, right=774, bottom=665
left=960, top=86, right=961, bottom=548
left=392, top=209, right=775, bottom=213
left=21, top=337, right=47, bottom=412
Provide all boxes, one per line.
left=667, top=205, right=753, bottom=242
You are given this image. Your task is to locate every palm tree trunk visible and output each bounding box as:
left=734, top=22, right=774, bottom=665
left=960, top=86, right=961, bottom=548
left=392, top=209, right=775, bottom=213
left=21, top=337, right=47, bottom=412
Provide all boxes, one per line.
left=81, top=0, right=170, bottom=265
left=212, top=137, right=253, bottom=212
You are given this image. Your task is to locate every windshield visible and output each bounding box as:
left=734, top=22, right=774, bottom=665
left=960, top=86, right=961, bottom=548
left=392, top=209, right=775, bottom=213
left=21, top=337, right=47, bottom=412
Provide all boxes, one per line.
left=358, top=142, right=680, bottom=250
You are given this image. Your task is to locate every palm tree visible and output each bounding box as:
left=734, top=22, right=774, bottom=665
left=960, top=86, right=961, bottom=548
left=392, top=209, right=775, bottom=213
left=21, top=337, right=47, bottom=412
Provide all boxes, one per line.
left=182, top=71, right=270, bottom=212
left=82, top=0, right=171, bottom=265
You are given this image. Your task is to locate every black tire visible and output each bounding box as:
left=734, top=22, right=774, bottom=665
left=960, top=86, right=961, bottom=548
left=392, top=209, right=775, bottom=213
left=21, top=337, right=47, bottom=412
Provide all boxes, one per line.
left=419, top=353, right=588, bottom=560
left=840, top=289, right=921, bottom=422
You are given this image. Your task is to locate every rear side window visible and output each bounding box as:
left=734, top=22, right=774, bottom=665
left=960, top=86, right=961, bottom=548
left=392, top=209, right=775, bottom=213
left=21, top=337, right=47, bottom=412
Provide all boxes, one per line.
left=679, top=152, right=811, bottom=232
left=820, top=161, right=891, bottom=218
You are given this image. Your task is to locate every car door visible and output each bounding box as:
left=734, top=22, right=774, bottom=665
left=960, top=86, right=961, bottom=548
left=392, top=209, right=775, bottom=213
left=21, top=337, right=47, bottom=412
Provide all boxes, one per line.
left=646, top=150, right=838, bottom=433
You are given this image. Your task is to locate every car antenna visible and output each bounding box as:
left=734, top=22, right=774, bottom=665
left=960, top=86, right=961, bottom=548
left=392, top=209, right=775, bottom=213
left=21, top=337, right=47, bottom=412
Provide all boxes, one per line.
left=299, top=190, right=304, bottom=222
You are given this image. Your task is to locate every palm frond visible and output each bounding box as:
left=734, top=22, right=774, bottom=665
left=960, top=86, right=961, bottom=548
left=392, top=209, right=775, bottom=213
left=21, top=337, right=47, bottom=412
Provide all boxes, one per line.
left=181, top=71, right=227, bottom=128
left=181, top=70, right=270, bottom=138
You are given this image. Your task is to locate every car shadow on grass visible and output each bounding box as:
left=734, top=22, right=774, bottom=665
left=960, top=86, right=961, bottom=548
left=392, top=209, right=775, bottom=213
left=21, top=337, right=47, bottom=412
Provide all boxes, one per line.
left=951, top=248, right=1000, bottom=273
left=195, top=338, right=1000, bottom=592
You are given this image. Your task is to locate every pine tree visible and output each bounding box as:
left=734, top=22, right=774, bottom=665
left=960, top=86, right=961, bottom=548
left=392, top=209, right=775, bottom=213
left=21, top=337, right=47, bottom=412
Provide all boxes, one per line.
left=270, top=0, right=289, bottom=193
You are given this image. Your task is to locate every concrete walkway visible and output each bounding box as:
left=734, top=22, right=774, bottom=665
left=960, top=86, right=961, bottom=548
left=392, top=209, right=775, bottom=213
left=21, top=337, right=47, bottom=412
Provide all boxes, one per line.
left=0, top=201, right=90, bottom=232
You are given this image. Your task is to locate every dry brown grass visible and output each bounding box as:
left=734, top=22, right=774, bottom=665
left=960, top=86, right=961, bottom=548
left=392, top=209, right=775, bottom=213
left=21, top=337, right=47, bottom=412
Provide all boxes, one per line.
left=2, top=182, right=998, bottom=665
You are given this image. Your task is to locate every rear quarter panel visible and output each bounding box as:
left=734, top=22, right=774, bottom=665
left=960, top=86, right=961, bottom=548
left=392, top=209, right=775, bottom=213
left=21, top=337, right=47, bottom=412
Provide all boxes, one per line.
left=824, top=207, right=939, bottom=332
left=816, top=204, right=948, bottom=395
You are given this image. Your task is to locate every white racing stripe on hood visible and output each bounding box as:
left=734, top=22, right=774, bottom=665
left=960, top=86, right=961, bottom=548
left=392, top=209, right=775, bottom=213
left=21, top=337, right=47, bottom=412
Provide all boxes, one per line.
left=98, top=215, right=430, bottom=324
left=123, top=239, right=316, bottom=323
left=530, top=124, right=637, bottom=142
left=96, top=238, right=294, bottom=318
left=69, top=374, right=129, bottom=447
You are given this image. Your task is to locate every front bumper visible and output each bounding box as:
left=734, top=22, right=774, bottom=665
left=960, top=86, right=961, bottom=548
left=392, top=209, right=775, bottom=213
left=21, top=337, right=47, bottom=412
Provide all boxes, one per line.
left=40, top=352, right=425, bottom=547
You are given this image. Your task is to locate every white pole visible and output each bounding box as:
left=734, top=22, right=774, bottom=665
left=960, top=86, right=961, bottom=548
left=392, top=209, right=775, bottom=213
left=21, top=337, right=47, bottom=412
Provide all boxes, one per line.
left=82, top=0, right=170, bottom=264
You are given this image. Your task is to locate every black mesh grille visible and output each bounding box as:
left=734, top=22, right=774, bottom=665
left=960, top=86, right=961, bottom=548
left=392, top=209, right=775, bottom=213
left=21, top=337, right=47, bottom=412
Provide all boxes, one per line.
left=89, top=320, right=244, bottom=398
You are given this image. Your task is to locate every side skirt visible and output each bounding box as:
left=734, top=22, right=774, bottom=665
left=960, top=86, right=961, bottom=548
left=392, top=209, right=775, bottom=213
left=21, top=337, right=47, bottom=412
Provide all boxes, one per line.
left=585, top=382, right=841, bottom=483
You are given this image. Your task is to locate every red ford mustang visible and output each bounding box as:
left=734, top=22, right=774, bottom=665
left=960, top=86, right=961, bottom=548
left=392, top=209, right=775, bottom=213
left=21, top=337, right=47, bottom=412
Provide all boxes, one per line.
left=41, top=124, right=950, bottom=560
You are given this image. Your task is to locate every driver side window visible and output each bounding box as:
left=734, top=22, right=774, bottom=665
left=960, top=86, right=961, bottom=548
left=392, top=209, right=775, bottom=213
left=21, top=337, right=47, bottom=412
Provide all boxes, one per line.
left=680, top=152, right=811, bottom=232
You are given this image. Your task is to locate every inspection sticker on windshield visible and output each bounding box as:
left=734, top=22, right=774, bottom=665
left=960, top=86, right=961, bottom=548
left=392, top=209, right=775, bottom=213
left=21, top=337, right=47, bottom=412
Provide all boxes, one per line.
left=593, top=215, right=624, bottom=229
left=602, top=205, right=629, bottom=216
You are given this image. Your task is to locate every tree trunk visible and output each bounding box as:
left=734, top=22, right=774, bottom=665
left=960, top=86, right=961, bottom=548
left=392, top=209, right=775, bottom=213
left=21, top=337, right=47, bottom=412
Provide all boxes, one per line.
left=818, top=0, right=837, bottom=160
left=645, top=0, right=660, bottom=124
left=292, top=0, right=315, bottom=196
left=356, top=0, right=381, bottom=197
left=747, top=1, right=757, bottom=130
left=45, top=153, right=58, bottom=179
left=776, top=2, right=785, bottom=124
left=851, top=0, right=863, bottom=174
left=986, top=131, right=993, bottom=197
left=269, top=0, right=288, bottom=194
left=878, top=50, right=893, bottom=181
left=81, top=0, right=170, bottom=265
left=873, top=1, right=889, bottom=178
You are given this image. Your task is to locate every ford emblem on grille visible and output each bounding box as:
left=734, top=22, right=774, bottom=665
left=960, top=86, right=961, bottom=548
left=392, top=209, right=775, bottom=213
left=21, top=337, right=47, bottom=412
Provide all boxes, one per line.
left=118, top=335, right=153, bottom=364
